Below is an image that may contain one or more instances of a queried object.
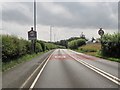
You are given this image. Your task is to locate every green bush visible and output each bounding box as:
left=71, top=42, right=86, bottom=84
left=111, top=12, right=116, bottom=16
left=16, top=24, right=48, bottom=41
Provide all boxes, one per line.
left=68, top=39, right=86, bottom=49
left=2, top=35, right=29, bottom=62
left=37, top=41, right=46, bottom=52
left=77, top=39, right=86, bottom=47
left=2, top=35, right=65, bottom=62
left=101, top=33, right=120, bottom=58
left=45, top=42, right=65, bottom=50
left=45, top=43, right=57, bottom=50
left=35, top=42, right=43, bottom=53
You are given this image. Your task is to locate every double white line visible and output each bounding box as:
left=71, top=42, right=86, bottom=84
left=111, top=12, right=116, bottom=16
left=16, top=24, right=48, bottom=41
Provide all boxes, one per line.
left=65, top=50, right=120, bottom=86
left=20, top=50, right=56, bottom=89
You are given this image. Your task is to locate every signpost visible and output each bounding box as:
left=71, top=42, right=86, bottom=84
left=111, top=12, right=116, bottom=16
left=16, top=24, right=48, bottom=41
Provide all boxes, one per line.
left=98, top=28, right=104, bottom=50
left=28, top=27, right=37, bottom=40
left=98, top=28, right=104, bottom=36
left=28, top=27, right=37, bottom=53
left=28, top=0, right=37, bottom=53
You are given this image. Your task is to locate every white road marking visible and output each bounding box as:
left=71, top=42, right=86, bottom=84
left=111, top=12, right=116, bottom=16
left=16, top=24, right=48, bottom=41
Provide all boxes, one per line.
left=29, top=50, right=56, bottom=89
left=20, top=56, right=47, bottom=88
left=64, top=50, right=120, bottom=86
left=54, top=55, right=66, bottom=59
left=20, top=50, right=55, bottom=89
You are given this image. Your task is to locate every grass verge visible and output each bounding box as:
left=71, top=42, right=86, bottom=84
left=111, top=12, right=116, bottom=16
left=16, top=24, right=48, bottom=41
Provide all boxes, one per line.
left=75, top=43, right=120, bottom=62
left=2, top=51, right=48, bottom=72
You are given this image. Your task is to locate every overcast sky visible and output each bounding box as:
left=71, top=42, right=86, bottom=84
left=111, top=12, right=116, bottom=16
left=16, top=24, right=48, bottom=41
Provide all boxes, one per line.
left=1, top=0, right=119, bottom=41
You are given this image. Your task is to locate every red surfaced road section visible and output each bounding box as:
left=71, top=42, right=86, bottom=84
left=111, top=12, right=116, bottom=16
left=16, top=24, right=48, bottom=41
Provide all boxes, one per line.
left=49, top=53, right=99, bottom=61
left=49, top=54, right=75, bottom=60
left=74, top=53, right=99, bottom=61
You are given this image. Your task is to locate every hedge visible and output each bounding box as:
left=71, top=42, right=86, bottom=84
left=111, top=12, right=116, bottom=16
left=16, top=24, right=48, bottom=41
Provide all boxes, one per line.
left=2, top=35, right=65, bottom=62
left=101, top=33, right=120, bottom=58
left=2, top=35, right=31, bottom=62
left=68, top=39, right=86, bottom=49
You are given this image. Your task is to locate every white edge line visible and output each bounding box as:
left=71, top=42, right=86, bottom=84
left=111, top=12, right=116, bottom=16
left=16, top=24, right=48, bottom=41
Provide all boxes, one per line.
left=20, top=59, right=45, bottom=88
left=20, top=50, right=55, bottom=88
left=65, top=50, right=120, bottom=86
left=76, top=59, right=120, bottom=86
left=82, top=60, right=120, bottom=82
left=68, top=49, right=120, bottom=81
left=29, top=50, right=55, bottom=89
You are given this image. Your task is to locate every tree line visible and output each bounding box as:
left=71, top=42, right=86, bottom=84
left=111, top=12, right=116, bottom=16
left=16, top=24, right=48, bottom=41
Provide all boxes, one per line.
left=54, top=37, right=87, bottom=49
left=54, top=32, right=120, bottom=58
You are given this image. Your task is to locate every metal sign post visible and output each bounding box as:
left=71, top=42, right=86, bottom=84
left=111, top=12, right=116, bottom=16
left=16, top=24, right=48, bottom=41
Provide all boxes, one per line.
left=98, top=28, right=104, bottom=37
left=27, top=0, right=37, bottom=53
left=98, top=28, right=104, bottom=50
left=28, top=27, right=37, bottom=53
left=28, top=27, right=37, bottom=40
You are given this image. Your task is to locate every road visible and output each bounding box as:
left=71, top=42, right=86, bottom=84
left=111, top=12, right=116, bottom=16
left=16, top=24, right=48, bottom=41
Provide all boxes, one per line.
left=2, top=50, right=54, bottom=88
left=33, top=49, right=119, bottom=88
left=2, top=49, right=119, bottom=88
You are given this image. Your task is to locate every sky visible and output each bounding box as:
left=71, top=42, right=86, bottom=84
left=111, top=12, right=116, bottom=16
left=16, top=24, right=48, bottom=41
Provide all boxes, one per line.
left=0, top=0, right=119, bottom=41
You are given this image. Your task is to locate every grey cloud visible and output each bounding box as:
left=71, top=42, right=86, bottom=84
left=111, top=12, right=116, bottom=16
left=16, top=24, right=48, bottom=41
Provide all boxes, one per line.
left=2, top=2, right=118, bottom=29
left=2, top=2, right=33, bottom=25
left=52, top=2, right=118, bottom=29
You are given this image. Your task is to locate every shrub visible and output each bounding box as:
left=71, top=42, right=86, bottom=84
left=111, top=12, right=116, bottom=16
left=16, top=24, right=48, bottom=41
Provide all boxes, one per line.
left=68, top=39, right=86, bottom=49
left=35, top=42, right=43, bottom=53
left=2, top=35, right=28, bottom=62
left=45, top=43, right=57, bottom=50
left=101, top=33, right=120, bottom=58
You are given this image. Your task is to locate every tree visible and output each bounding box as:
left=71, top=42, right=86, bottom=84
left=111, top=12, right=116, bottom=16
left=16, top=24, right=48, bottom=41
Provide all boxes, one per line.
left=80, top=32, right=86, bottom=39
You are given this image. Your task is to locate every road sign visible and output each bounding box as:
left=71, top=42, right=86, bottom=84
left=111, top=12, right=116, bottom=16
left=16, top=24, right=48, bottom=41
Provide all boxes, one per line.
left=28, top=27, right=37, bottom=40
left=98, top=28, right=104, bottom=36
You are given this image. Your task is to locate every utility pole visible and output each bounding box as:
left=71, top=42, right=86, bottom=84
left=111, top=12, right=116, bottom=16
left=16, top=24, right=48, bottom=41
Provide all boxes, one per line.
left=34, top=0, right=36, bottom=31
left=34, top=0, right=36, bottom=53
left=33, top=0, right=37, bottom=53
left=28, top=0, right=37, bottom=53
left=54, top=34, right=56, bottom=42
left=50, top=26, right=53, bottom=42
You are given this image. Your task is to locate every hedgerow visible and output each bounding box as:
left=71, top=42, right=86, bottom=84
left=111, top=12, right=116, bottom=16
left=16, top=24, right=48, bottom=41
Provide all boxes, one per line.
left=2, top=35, right=31, bottom=62
left=68, top=39, right=86, bottom=49
left=2, top=35, right=61, bottom=62
left=101, top=33, right=120, bottom=58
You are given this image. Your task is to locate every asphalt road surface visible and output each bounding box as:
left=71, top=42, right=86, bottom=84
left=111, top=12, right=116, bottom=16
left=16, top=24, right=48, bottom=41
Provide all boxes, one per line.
left=3, top=49, right=119, bottom=88
left=34, top=49, right=119, bottom=88
left=2, top=50, right=54, bottom=88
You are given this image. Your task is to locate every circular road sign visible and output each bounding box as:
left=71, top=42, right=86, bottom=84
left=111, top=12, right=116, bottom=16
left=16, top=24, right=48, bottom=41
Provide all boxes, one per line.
left=98, top=28, right=104, bottom=36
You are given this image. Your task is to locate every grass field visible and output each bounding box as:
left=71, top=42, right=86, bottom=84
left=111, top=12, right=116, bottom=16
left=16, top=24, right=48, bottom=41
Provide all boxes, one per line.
left=77, top=43, right=120, bottom=62
left=78, top=43, right=101, bottom=56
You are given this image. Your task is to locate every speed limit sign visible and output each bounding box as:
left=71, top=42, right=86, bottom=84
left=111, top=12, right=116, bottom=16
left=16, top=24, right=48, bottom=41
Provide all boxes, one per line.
left=98, top=28, right=104, bottom=36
